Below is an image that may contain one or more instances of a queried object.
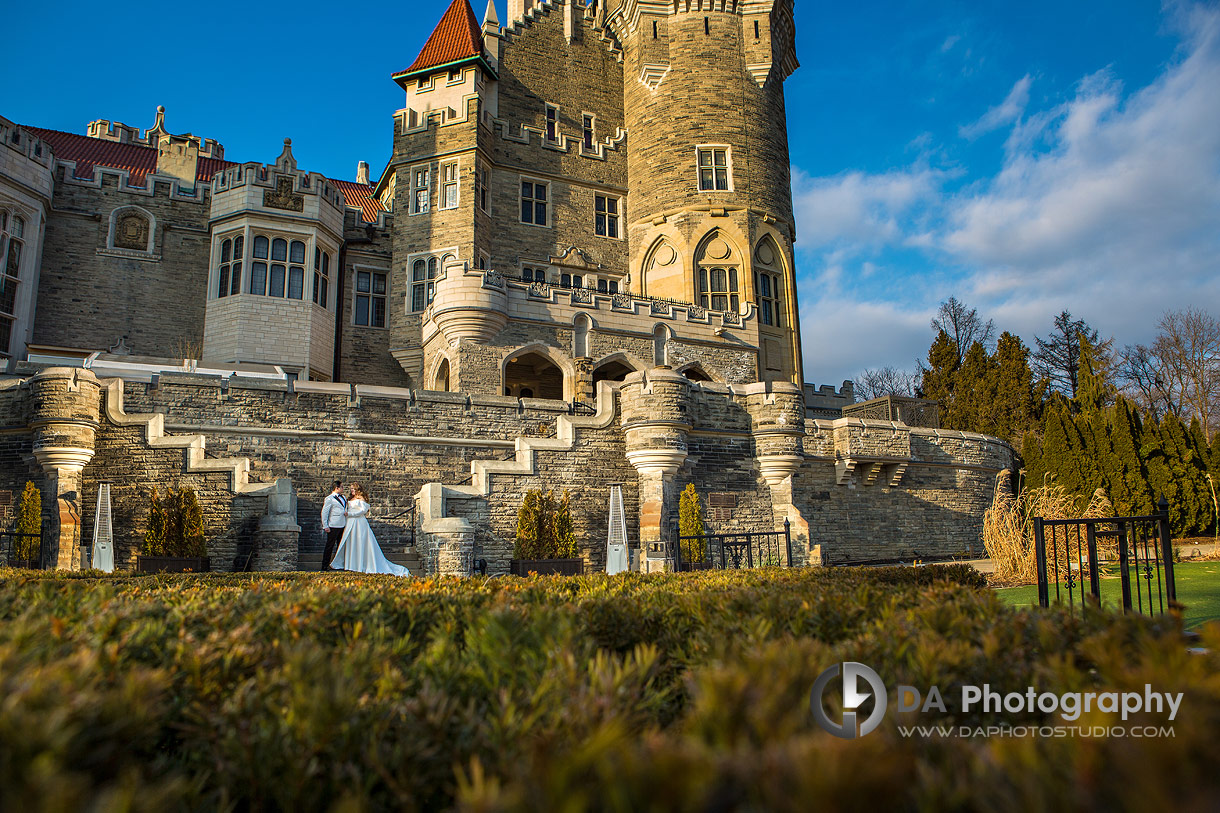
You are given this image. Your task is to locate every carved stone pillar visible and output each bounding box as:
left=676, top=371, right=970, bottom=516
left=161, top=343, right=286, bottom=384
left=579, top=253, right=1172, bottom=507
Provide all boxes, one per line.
left=255, top=478, right=301, bottom=571
left=28, top=367, right=100, bottom=570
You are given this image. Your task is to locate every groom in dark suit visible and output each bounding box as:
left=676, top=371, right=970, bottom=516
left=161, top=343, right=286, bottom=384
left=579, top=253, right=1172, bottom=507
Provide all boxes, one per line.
left=320, top=480, right=347, bottom=571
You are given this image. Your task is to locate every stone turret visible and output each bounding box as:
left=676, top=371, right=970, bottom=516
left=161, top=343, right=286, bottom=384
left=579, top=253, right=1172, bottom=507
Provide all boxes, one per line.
left=28, top=367, right=101, bottom=569
left=620, top=366, right=692, bottom=571
left=741, top=379, right=813, bottom=565
left=429, top=261, right=509, bottom=346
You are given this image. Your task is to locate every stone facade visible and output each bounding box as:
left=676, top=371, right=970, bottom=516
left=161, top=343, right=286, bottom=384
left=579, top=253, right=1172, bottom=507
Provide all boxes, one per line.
left=0, top=364, right=1012, bottom=573
left=0, top=1, right=1018, bottom=573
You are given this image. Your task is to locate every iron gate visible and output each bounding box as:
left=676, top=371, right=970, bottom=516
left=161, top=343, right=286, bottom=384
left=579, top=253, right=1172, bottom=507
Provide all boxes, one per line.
left=674, top=518, right=794, bottom=570
left=0, top=531, right=44, bottom=569
left=1034, top=497, right=1177, bottom=617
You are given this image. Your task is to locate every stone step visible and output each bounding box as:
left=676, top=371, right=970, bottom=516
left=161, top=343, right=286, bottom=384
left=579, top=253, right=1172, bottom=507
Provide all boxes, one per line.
left=299, top=552, right=423, bottom=572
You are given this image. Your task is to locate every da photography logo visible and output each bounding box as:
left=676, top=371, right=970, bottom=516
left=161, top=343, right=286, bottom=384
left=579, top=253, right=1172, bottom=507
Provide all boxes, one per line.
left=810, top=661, right=887, bottom=739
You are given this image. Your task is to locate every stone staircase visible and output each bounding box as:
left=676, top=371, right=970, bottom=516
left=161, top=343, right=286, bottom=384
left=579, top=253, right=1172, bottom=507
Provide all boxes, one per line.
left=297, top=533, right=423, bottom=574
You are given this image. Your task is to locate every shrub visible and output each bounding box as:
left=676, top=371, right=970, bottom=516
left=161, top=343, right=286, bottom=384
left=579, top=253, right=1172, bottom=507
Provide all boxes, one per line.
left=0, top=566, right=1212, bottom=811
left=551, top=490, right=577, bottom=559
left=12, top=481, right=41, bottom=561
left=515, top=488, right=576, bottom=560
left=678, top=483, right=706, bottom=563
left=143, top=486, right=166, bottom=556
left=143, top=486, right=206, bottom=558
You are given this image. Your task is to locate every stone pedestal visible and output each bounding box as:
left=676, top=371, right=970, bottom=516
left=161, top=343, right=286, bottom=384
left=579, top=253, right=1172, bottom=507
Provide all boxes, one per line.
left=424, top=517, right=474, bottom=576
left=255, top=478, right=301, bottom=571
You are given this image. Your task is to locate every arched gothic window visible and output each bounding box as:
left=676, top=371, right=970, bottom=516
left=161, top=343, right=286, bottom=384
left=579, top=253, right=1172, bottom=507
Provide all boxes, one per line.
left=694, top=233, right=740, bottom=313
left=753, top=236, right=785, bottom=328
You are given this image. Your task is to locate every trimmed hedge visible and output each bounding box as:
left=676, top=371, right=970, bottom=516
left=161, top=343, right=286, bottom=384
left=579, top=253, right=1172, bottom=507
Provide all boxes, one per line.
left=0, top=566, right=1216, bottom=811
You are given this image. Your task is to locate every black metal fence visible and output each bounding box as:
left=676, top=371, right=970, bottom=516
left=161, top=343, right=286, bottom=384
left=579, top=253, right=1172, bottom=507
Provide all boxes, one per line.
left=0, top=531, right=44, bottom=569
left=1034, top=497, right=1177, bottom=617
left=674, top=518, right=794, bottom=570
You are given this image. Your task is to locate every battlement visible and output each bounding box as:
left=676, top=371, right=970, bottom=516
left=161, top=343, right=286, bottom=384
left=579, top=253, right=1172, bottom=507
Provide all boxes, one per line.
left=54, top=161, right=210, bottom=202
left=209, top=140, right=346, bottom=231
left=87, top=106, right=225, bottom=159
left=0, top=118, right=56, bottom=175
left=803, top=380, right=854, bottom=418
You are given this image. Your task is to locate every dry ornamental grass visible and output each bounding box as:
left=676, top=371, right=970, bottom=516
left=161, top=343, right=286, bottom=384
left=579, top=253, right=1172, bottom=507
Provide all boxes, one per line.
left=984, top=472, right=1115, bottom=586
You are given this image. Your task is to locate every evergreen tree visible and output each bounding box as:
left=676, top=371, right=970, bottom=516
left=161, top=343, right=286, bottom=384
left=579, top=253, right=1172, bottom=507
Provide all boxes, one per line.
left=13, top=481, right=41, bottom=562
left=919, top=330, right=960, bottom=419
left=946, top=341, right=995, bottom=433
left=1076, top=333, right=1116, bottom=412
left=1034, top=311, right=1112, bottom=397
left=177, top=487, right=206, bottom=558
left=678, top=484, right=707, bottom=564
left=514, top=489, right=543, bottom=560
left=989, top=332, right=1039, bottom=442
left=1104, top=397, right=1153, bottom=516
left=143, top=487, right=167, bottom=556
left=550, top=490, right=577, bottom=559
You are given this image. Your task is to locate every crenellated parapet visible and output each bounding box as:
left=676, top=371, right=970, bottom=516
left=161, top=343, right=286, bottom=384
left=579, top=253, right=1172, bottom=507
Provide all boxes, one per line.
left=209, top=139, right=346, bottom=234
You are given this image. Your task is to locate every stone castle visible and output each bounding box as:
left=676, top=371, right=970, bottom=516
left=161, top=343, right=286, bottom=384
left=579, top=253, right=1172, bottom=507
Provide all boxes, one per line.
left=0, top=0, right=1013, bottom=574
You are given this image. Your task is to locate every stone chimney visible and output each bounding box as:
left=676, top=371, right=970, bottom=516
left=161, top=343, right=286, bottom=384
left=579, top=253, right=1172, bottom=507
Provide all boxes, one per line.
left=357, top=161, right=370, bottom=185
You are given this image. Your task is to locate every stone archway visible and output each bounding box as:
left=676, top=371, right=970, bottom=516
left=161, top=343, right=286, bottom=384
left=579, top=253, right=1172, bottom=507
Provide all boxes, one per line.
left=503, top=351, right=566, bottom=400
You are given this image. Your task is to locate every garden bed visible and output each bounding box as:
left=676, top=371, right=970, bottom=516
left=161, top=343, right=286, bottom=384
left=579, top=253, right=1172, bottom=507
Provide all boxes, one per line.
left=0, top=565, right=1215, bottom=810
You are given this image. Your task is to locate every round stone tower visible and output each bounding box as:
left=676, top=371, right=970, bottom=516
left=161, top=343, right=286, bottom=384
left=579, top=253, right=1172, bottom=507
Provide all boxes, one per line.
left=617, top=1, right=796, bottom=228
left=602, top=0, right=803, bottom=385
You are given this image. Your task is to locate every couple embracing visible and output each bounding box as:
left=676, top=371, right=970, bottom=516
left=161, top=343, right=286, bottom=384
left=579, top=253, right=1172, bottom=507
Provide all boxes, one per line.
left=320, top=481, right=410, bottom=576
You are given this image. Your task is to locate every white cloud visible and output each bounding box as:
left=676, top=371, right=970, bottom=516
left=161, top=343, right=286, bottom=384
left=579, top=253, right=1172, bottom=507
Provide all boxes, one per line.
left=959, top=74, right=1032, bottom=139
left=791, top=165, right=945, bottom=250
left=795, top=2, right=1220, bottom=385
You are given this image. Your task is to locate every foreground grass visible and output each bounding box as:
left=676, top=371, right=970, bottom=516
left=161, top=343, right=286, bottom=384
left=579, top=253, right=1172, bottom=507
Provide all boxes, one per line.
left=994, top=560, right=1220, bottom=628
left=0, top=566, right=1217, bottom=812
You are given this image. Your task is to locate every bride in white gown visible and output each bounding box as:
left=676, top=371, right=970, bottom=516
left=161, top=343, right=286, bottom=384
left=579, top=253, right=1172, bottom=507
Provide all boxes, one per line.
left=330, top=483, right=410, bottom=576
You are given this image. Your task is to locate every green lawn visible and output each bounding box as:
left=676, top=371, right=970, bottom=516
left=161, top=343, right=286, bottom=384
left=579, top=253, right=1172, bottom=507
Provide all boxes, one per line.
left=995, top=560, right=1220, bottom=628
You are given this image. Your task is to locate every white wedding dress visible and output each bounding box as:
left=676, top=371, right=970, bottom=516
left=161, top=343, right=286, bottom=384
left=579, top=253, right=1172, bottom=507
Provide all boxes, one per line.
left=330, top=498, right=410, bottom=576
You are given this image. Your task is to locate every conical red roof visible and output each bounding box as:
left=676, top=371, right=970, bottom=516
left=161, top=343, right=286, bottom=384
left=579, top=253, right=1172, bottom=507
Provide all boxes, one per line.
left=394, top=0, right=484, bottom=79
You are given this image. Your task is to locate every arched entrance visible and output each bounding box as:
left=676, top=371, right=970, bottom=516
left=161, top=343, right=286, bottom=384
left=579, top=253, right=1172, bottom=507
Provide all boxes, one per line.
left=503, top=351, right=565, bottom=399
left=593, top=360, right=635, bottom=385
left=433, top=358, right=450, bottom=391
left=680, top=365, right=712, bottom=382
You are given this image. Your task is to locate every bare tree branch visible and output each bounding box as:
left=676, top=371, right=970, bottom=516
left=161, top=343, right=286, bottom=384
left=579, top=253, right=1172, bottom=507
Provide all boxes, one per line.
left=1150, top=308, right=1220, bottom=437
left=854, top=366, right=919, bottom=400
left=931, top=297, right=995, bottom=366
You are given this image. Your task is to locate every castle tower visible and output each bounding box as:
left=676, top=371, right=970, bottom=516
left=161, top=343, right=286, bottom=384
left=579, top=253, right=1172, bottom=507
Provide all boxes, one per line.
left=385, top=0, right=495, bottom=388
left=600, top=0, right=803, bottom=386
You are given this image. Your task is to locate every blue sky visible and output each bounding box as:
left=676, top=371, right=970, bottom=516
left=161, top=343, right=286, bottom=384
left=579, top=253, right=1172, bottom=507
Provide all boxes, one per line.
left=5, top=1, right=1218, bottom=385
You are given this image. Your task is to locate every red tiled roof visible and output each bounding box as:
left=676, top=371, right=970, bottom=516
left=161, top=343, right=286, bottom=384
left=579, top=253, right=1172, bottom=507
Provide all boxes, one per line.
left=330, top=178, right=386, bottom=224
left=197, top=156, right=234, bottom=183
left=24, top=124, right=383, bottom=223
left=394, top=0, right=483, bottom=78
left=23, top=125, right=235, bottom=185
